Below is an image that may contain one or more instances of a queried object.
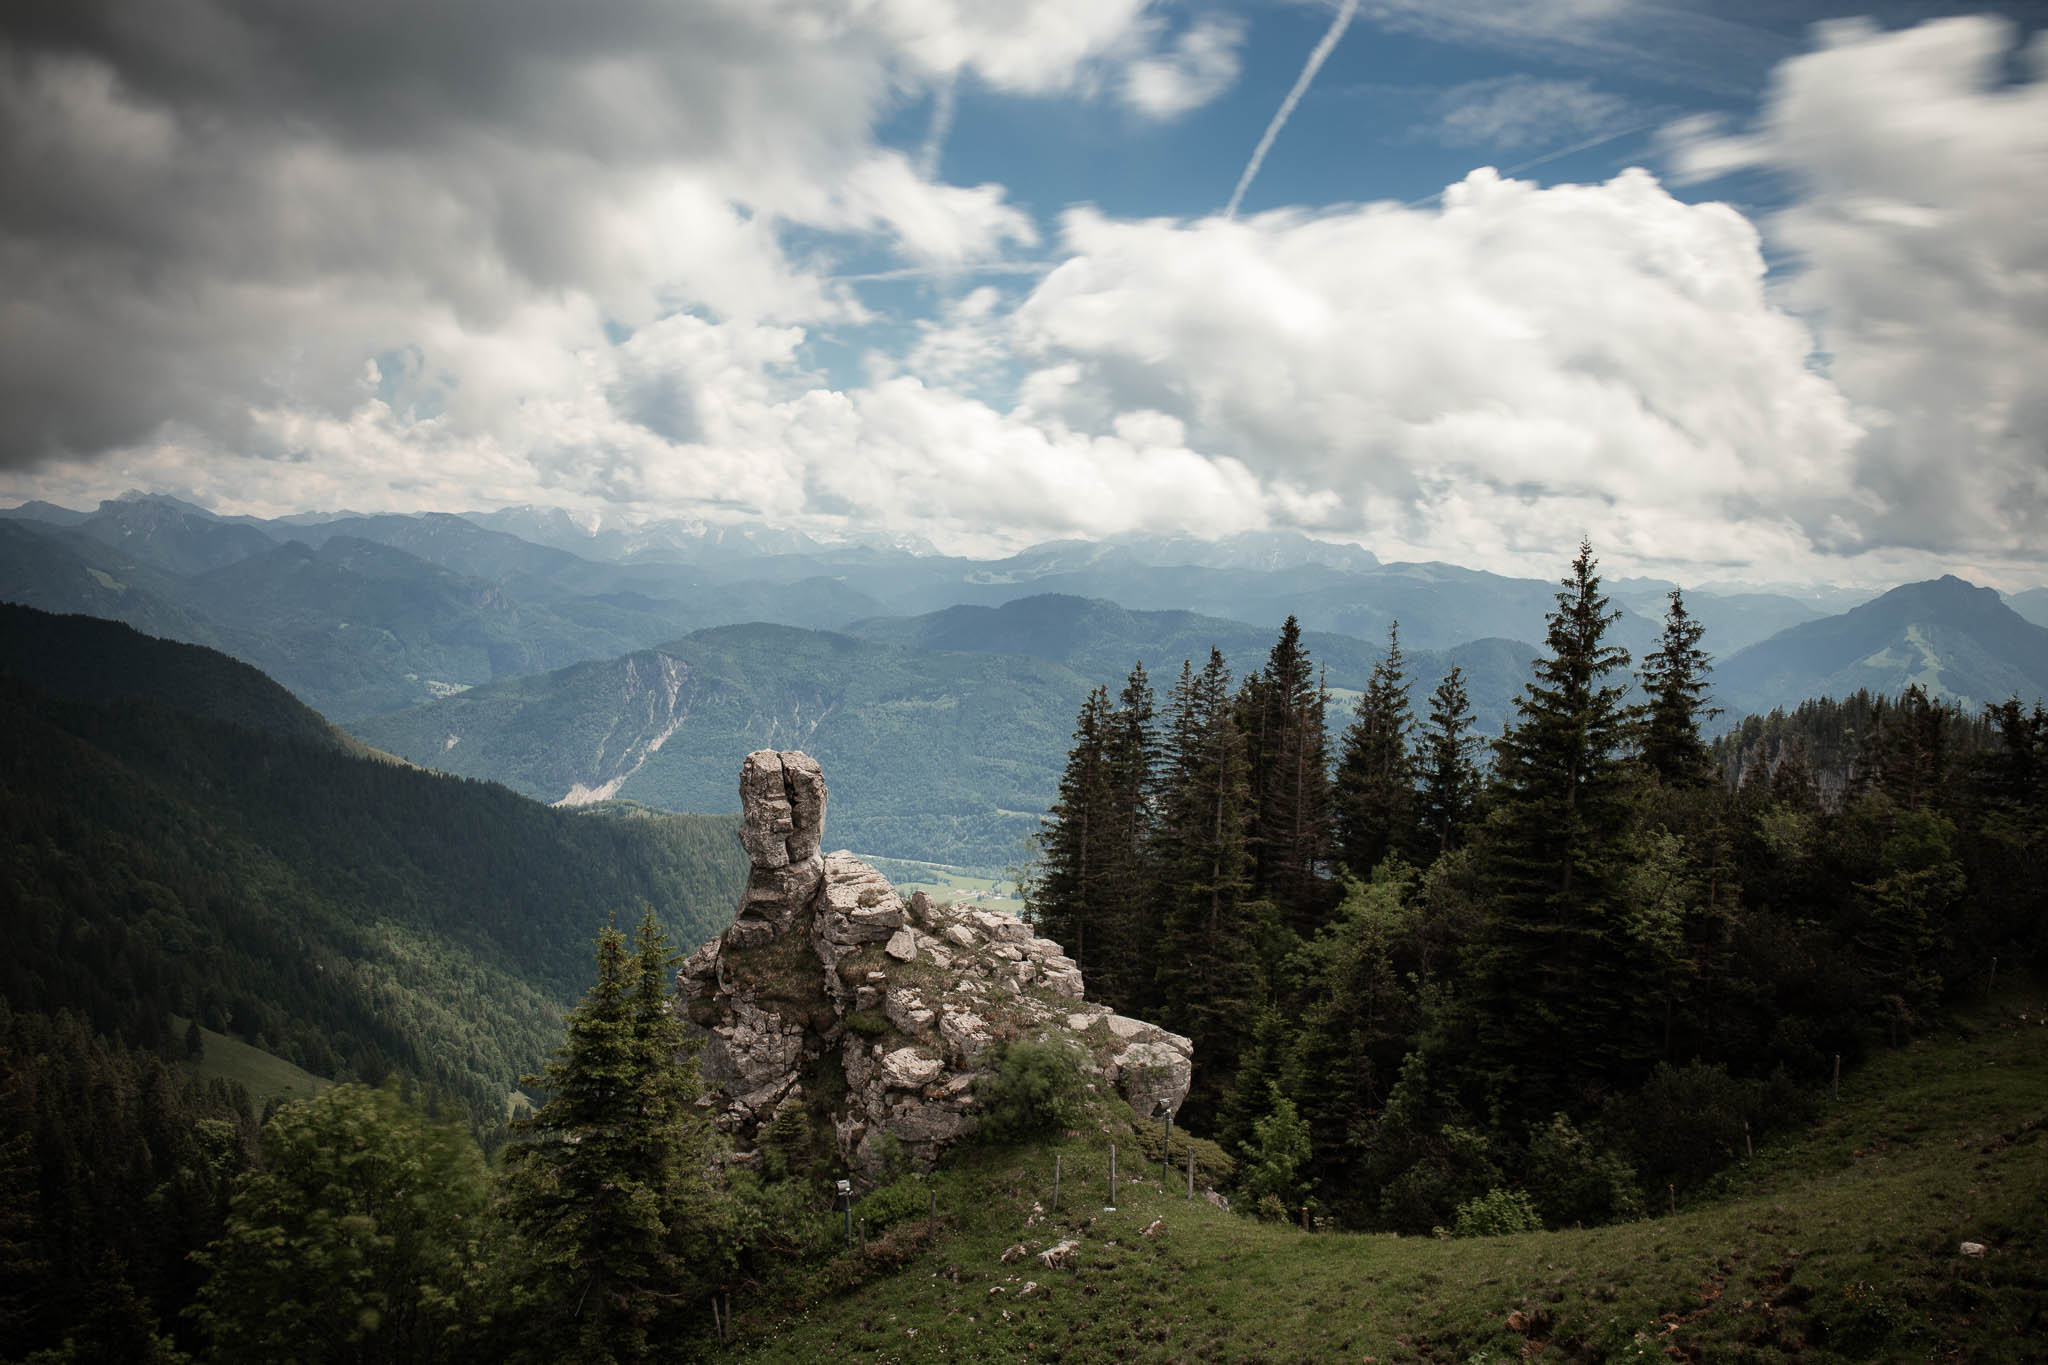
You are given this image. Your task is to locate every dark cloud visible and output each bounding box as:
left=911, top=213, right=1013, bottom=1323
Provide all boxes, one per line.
left=0, top=0, right=889, bottom=468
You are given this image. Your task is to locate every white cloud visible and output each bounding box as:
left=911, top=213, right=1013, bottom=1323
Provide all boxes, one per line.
left=1121, top=15, right=1247, bottom=121
left=0, top=0, right=1154, bottom=474
left=1424, top=75, right=1628, bottom=149
left=1667, top=16, right=2048, bottom=562
left=8, top=3, right=2043, bottom=591
left=1006, top=166, right=1864, bottom=574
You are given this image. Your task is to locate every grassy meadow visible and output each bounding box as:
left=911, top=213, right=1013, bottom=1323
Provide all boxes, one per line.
left=731, top=993, right=2048, bottom=1363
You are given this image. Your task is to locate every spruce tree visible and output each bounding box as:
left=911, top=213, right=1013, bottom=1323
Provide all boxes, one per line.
left=1155, top=650, right=1260, bottom=1127
left=1332, top=624, right=1414, bottom=878
left=1638, top=589, right=1717, bottom=787
left=1098, top=663, right=1160, bottom=1015
left=1031, top=687, right=1115, bottom=989
left=1474, top=539, right=1641, bottom=1115
left=1242, top=618, right=1334, bottom=934
left=1415, top=665, right=1480, bottom=857
left=498, top=909, right=716, bottom=1363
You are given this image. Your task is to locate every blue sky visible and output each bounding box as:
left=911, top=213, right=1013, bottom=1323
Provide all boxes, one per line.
left=2, top=1, right=2045, bottom=588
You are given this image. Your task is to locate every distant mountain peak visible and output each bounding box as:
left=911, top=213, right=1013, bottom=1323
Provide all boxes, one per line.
left=1718, top=573, right=2048, bottom=717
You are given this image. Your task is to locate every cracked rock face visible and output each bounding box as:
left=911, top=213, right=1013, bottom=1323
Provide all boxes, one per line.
left=678, top=749, right=1193, bottom=1180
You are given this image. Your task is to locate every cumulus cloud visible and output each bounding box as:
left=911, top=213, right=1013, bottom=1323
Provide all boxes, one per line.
left=5, top=4, right=2043, bottom=588
left=0, top=0, right=1130, bottom=471
left=1666, top=15, right=2048, bottom=563
left=1006, top=167, right=1864, bottom=572
left=1121, top=14, right=1246, bottom=121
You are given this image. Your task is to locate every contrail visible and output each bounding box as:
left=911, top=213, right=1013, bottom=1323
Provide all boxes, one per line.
left=1224, top=0, right=1359, bottom=219
left=918, top=75, right=957, bottom=181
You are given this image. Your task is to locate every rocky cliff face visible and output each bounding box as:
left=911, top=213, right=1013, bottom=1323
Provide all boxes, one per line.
left=680, top=749, right=1192, bottom=1178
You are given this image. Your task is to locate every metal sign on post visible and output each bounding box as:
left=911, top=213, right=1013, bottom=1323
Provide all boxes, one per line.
left=833, top=1178, right=854, bottom=1243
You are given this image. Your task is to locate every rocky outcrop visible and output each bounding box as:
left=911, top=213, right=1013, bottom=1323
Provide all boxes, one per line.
left=680, top=749, right=1192, bottom=1178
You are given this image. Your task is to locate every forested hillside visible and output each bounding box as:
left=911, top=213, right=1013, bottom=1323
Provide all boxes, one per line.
left=1029, top=545, right=2048, bottom=1231
left=351, top=623, right=1100, bottom=867
left=0, top=607, right=747, bottom=1127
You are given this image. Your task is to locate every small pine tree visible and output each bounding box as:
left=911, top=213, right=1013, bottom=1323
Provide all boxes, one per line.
left=1415, top=665, right=1480, bottom=858
left=498, top=910, right=718, bottom=1364
left=1332, top=624, right=1415, bottom=878
left=1638, top=589, right=1718, bottom=787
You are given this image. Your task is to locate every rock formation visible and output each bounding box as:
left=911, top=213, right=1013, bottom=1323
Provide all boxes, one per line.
left=680, top=749, right=1192, bottom=1177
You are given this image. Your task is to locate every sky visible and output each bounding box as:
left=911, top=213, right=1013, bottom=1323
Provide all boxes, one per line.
left=2, top=1, right=2045, bottom=588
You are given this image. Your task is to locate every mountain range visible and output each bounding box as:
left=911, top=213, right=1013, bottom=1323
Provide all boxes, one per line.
left=1714, top=575, right=2048, bottom=717
left=8, top=495, right=2048, bottom=863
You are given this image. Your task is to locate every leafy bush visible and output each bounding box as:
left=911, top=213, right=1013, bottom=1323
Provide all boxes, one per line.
left=1237, top=1090, right=1312, bottom=1217
left=1526, top=1113, right=1643, bottom=1228
left=1450, top=1187, right=1542, bottom=1237
left=1604, top=1061, right=1814, bottom=1197
left=973, top=1037, right=1088, bottom=1142
left=857, top=1174, right=933, bottom=1232
left=1375, top=1122, right=1506, bottom=1234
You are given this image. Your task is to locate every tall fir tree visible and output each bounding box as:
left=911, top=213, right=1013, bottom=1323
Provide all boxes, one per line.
left=1474, top=539, right=1642, bottom=1116
left=1031, top=686, right=1116, bottom=989
left=1097, top=663, right=1161, bottom=1016
left=1332, top=624, right=1415, bottom=878
left=1156, top=650, right=1261, bottom=1127
left=498, top=909, right=717, bottom=1364
left=1241, top=617, right=1335, bottom=934
left=1638, top=589, right=1718, bottom=787
left=1415, top=665, right=1480, bottom=857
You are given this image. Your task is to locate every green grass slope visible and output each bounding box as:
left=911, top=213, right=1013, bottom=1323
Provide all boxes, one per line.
left=172, top=1015, right=333, bottom=1108
left=733, top=996, right=2047, bottom=1363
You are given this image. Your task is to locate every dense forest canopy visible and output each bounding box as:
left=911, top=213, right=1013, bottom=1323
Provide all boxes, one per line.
left=1027, top=541, right=2047, bottom=1228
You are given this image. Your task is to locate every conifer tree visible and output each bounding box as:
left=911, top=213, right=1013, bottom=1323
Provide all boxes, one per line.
left=1031, top=687, right=1115, bottom=987
left=1474, top=540, right=1641, bottom=1115
left=1155, top=650, right=1260, bottom=1126
left=498, top=909, right=716, bottom=1363
left=1241, top=618, right=1334, bottom=933
left=1098, top=663, right=1161, bottom=1014
left=1638, top=589, right=1717, bottom=787
left=1415, top=665, right=1480, bottom=857
left=1332, top=624, right=1415, bottom=878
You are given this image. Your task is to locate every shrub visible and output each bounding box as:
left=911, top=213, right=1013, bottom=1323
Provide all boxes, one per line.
left=1526, top=1113, right=1643, bottom=1228
left=1604, top=1060, right=1778, bottom=1196
left=1236, top=1089, right=1311, bottom=1216
left=1131, top=1124, right=1237, bottom=1187
left=856, top=1173, right=932, bottom=1232
left=1374, top=1122, right=1505, bottom=1234
left=974, top=1037, right=1088, bottom=1142
left=843, top=1010, right=891, bottom=1039
left=1450, top=1187, right=1542, bottom=1237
